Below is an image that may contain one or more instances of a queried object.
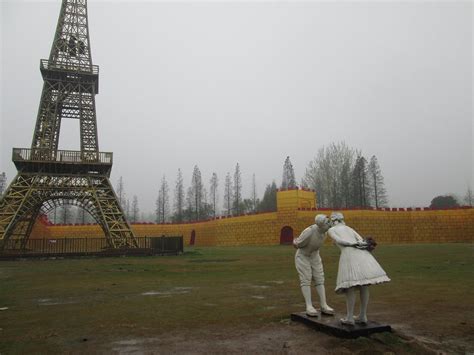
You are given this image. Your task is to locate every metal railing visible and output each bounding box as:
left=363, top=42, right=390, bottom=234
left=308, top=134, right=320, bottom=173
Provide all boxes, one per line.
left=2, top=236, right=184, bottom=255
left=41, top=59, right=99, bottom=75
left=12, top=148, right=113, bottom=165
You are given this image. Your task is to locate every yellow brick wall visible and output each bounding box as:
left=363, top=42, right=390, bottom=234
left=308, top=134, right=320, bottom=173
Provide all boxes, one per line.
left=296, top=208, right=474, bottom=244
left=30, top=190, right=474, bottom=245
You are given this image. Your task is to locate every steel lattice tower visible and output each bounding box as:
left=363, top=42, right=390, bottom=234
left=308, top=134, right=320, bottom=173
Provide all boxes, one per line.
left=0, top=0, right=138, bottom=249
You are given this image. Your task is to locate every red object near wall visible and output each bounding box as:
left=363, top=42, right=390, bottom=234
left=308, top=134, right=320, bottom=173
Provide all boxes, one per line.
left=280, top=226, right=293, bottom=245
left=190, top=230, right=196, bottom=246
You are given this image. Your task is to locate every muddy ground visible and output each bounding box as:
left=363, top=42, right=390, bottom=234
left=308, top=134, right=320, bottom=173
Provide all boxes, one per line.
left=1, top=244, right=473, bottom=354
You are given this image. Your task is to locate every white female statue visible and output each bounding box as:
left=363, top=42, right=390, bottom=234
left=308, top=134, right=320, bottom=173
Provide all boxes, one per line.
left=293, top=214, right=335, bottom=316
left=328, top=212, right=390, bottom=325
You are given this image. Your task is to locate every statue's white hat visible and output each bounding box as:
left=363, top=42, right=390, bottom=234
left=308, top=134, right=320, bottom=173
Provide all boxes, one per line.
left=315, top=214, right=328, bottom=227
left=330, top=212, right=344, bottom=222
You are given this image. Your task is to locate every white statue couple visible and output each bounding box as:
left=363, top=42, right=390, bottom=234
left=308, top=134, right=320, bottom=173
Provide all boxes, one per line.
left=293, top=212, right=390, bottom=325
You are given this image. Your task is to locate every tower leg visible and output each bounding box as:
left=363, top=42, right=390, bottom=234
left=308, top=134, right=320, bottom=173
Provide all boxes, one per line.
left=0, top=174, right=40, bottom=246
left=0, top=174, right=137, bottom=250
left=91, top=176, right=138, bottom=248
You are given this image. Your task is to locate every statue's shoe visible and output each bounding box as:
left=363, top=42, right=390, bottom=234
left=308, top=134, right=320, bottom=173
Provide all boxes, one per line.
left=321, top=305, right=335, bottom=315
left=354, top=315, right=368, bottom=324
left=340, top=318, right=355, bottom=326
left=306, top=306, right=319, bottom=317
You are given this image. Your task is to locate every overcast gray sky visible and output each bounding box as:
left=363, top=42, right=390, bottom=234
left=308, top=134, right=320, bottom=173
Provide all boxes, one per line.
left=1, top=0, right=472, bottom=214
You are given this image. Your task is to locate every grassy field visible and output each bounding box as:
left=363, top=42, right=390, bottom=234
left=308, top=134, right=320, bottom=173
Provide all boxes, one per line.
left=1, top=243, right=473, bottom=353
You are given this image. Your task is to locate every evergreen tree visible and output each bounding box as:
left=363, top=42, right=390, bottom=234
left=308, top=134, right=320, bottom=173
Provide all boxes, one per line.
left=281, top=156, right=297, bottom=189
left=368, top=155, right=388, bottom=208
left=173, top=169, right=185, bottom=223
left=190, top=165, right=204, bottom=220
left=0, top=172, right=6, bottom=196
left=209, top=172, right=219, bottom=218
left=351, top=155, right=371, bottom=208
left=155, top=175, right=170, bottom=223
left=258, top=181, right=278, bottom=212
left=223, top=172, right=232, bottom=216
left=233, top=163, right=242, bottom=215
left=131, top=195, right=139, bottom=222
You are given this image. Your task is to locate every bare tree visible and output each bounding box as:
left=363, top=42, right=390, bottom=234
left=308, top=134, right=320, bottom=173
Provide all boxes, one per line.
left=223, top=172, right=232, bottom=216
left=464, top=187, right=473, bottom=207
left=281, top=156, right=297, bottom=189
left=233, top=163, right=242, bottom=215
left=0, top=172, right=6, bottom=196
left=77, top=207, right=94, bottom=224
left=209, top=172, right=219, bottom=218
left=60, top=204, right=72, bottom=224
left=251, top=173, right=258, bottom=212
left=125, top=199, right=131, bottom=220
left=302, top=142, right=355, bottom=208
left=156, top=175, right=170, bottom=223
left=116, top=176, right=126, bottom=210
left=173, top=169, right=185, bottom=222
left=351, top=155, right=372, bottom=208
left=368, top=155, right=388, bottom=208
left=131, top=195, right=139, bottom=222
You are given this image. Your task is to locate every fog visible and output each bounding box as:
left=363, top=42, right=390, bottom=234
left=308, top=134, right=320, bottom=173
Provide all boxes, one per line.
left=1, top=1, right=472, bottom=214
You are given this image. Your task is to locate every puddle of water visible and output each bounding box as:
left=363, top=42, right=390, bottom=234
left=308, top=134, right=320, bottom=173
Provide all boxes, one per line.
left=37, top=298, right=78, bottom=306
left=251, top=295, right=265, bottom=300
left=112, top=337, right=160, bottom=354
left=114, top=339, right=143, bottom=346
left=142, top=287, right=194, bottom=296
left=236, top=283, right=270, bottom=289
left=253, top=285, right=269, bottom=289
left=111, top=346, right=142, bottom=354
left=189, top=258, right=239, bottom=263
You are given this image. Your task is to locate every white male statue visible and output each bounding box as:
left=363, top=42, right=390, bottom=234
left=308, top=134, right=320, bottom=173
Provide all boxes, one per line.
left=293, top=214, right=335, bottom=316
left=328, top=212, right=390, bottom=325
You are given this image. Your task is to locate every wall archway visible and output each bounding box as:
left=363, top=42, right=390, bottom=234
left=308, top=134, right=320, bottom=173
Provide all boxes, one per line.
left=190, top=230, right=196, bottom=246
left=280, top=226, right=293, bottom=245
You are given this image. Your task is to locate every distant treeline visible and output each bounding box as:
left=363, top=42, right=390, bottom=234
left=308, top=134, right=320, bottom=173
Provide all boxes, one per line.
left=2, top=142, right=472, bottom=225
left=114, top=141, right=390, bottom=224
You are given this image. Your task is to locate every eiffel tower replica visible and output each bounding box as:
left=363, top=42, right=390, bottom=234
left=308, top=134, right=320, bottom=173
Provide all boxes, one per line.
left=0, top=0, right=137, bottom=249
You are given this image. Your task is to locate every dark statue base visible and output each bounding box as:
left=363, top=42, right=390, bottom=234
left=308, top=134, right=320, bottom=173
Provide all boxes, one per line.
left=290, top=312, right=391, bottom=338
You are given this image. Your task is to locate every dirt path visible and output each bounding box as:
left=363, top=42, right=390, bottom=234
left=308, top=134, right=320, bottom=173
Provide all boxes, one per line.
left=90, top=319, right=471, bottom=354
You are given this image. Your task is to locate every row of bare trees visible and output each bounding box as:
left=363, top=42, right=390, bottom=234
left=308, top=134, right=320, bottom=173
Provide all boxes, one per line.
left=112, top=141, right=474, bottom=222
left=153, top=164, right=262, bottom=223
left=116, top=176, right=140, bottom=222
left=301, top=142, right=388, bottom=208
